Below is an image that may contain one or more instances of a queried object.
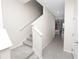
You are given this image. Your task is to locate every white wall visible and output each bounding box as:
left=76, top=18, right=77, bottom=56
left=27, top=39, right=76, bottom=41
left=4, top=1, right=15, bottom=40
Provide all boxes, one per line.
left=32, top=7, right=55, bottom=58
left=36, top=0, right=65, bottom=19
left=2, top=0, right=42, bottom=45
left=64, top=0, right=77, bottom=53
left=33, top=7, right=55, bottom=49
left=42, top=7, right=55, bottom=49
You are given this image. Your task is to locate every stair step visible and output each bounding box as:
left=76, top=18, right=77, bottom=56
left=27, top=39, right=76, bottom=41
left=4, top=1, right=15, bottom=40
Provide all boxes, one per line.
left=23, top=39, right=32, bottom=47
left=27, top=34, right=32, bottom=42
left=28, top=54, right=39, bottom=59
left=27, top=38, right=32, bottom=42
left=11, top=45, right=34, bottom=59
left=30, top=34, right=32, bottom=37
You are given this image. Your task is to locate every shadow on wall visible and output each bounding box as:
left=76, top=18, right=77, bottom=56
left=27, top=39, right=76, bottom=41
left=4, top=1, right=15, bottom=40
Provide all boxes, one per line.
left=2, top=0, right=43, bottom=45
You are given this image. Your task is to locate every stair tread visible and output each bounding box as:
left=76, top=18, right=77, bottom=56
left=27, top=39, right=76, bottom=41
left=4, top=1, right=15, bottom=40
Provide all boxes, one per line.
left=23, top=39, right=32, bottom=47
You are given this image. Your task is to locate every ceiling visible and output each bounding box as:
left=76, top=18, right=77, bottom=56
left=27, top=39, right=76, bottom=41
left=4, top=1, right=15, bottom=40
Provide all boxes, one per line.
left=17, top=0, right=31, bottom=4
left=17, top=0, right=65, bottom=19
left=37, top=0, right=65, bottom=19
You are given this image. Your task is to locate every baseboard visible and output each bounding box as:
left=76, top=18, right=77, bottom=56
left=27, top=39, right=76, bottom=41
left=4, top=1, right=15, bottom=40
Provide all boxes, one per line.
left=64, top=49, right=73, bottom=54
left=10, top=43, right=22, bottom=50
left=42, top=38, right=53, bottom=50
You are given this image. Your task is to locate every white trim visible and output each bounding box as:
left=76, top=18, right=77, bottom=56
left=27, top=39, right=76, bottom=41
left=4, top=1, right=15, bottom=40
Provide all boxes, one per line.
left=18, top=0, right=31, bottom=4
left=64, top=49, right=73, bottom=54
left=10, top=43, right=22, bottom=50
left=31, top=15, right=43, bottom=26
left=32, top=26, right=43, bottom=36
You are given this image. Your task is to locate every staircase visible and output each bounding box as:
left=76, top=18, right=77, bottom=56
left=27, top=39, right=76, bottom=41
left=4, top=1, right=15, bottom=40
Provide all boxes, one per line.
left=10, top=0, right=43, bottom=58
left=11, top=34, right=39, bottom=59
left=23, top=34, right=32, bottom=47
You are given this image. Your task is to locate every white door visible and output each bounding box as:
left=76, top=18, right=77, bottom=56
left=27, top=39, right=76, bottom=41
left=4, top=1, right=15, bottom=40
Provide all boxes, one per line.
left=73, top=0, right=78, bottom=58
left=73, top=42, right=78, bottom=59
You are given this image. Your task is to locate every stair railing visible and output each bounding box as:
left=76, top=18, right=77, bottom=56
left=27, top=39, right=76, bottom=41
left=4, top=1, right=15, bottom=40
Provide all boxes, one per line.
left=19, top=12, right=43, bottom=31
left=32, top=26, right=43, bottom=59
left=32, top=26, right=43, bottom=36
left=19, top=18, right=38, bottom=31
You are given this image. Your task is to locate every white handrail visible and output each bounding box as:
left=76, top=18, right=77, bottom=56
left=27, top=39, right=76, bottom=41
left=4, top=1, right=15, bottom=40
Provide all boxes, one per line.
left=19, top=20, right=36, bottom=31
left=32, top=26, right=43, bottom=36
left=19, top=15, right=42, bottom=31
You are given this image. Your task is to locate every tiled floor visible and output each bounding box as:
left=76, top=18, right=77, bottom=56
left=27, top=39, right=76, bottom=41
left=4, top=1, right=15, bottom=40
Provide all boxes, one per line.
left=43, top=36, right=73, bottom=59
left=11, top=45, right=33, bottom=59
left=11, top=44, right=38, bottom=59
left=11, top=35, right=73, bottom=59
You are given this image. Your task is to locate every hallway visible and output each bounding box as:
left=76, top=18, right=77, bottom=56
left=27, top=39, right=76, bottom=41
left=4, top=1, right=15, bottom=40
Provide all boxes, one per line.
left=43, top=36, right=73, bottom=59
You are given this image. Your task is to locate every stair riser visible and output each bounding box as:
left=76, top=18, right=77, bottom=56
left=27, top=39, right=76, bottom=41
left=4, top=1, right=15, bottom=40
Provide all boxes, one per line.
left=27, top=38, right=32, bottom=42
left=23, top=43, right=32, bottom=47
